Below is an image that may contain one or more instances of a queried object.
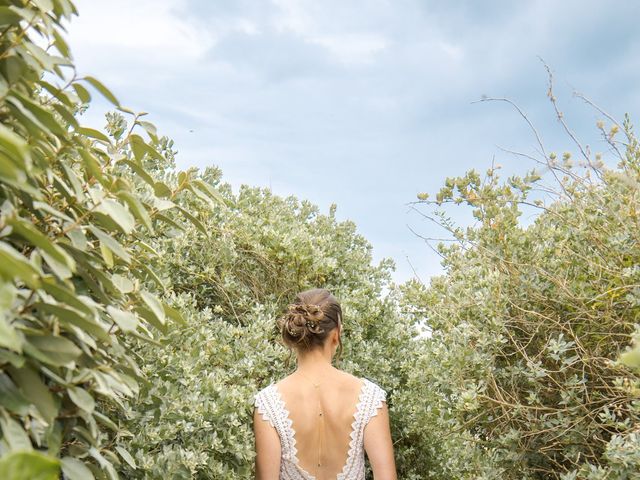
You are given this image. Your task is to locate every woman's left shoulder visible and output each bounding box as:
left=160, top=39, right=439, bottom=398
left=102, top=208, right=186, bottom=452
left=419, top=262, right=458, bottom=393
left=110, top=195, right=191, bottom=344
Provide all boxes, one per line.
left=362, top=378, right=388, bottom=397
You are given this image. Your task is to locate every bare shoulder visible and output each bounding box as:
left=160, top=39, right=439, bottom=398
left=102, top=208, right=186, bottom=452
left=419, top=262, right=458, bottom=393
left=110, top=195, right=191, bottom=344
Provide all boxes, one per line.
left=274, top=373, right=296, bottom=390
left=332, top=369, right=365, bottom=392
left=335, top=369, right=360, bottom=383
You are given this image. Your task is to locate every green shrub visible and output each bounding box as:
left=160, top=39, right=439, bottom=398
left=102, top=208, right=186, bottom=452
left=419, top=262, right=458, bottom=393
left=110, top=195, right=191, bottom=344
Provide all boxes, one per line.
left=115, top=178, right=429, bottom=478
left=403, top=106, right=640, bottom=479
left=0, top=1, right=216, bottom=477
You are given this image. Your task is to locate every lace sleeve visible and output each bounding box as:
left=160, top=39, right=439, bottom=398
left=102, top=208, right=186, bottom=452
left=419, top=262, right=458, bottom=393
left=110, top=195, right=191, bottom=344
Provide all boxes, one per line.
left=363, top=380, right=387, bottom=427
left=254, top=387, right=276, bottom=429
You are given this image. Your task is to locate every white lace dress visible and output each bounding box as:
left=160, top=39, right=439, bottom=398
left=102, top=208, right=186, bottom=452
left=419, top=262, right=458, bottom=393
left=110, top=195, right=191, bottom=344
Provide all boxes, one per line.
left=253, top=377, right=387, bottom=480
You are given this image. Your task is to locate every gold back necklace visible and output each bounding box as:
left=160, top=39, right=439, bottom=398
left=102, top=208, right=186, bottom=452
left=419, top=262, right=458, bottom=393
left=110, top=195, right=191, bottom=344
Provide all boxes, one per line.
left=296, top=369, right=326, bottom=471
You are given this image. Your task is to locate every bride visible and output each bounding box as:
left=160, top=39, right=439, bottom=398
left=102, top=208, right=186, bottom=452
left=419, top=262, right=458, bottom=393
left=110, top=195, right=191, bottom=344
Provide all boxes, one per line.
left=253, top=288, right=397, bottom=479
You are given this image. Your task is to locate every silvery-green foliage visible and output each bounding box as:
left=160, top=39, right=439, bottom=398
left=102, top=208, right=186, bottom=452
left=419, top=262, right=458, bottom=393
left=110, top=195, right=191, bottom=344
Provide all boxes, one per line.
left=404, top=112, right=640, bottom=479
left=116, top=178, right=432, bottom=478
left=0, top=1, right=218, bottom=478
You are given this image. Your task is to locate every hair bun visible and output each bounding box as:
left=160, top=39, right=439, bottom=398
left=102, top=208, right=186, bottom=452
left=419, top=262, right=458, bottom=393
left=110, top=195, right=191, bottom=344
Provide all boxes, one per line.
left=283, top=302, right=325, bottom=338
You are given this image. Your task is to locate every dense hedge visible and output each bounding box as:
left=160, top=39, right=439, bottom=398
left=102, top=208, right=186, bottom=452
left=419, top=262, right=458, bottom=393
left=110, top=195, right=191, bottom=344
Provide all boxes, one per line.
left=0, top=1, right=218, bottom=478
left=402, top=113, right=640, bottom=478
left=101, top=134, right=429, bottom=478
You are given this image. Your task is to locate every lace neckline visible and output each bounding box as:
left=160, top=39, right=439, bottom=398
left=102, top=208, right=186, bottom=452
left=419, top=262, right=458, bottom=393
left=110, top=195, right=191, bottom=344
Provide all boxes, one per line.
left=271, top=378, right=369, bottom=480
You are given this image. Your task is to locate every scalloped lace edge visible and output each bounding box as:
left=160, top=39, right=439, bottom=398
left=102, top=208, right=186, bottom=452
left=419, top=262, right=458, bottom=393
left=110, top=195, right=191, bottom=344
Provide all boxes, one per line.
left=336, top=378, right=370, bottom=480
left=272, top=384, right=316, bottom=480
left=255, top=391, right=276, bottom=429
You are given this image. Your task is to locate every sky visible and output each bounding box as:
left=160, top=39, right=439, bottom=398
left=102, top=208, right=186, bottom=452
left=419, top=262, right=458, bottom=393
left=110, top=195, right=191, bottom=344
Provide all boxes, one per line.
left=64, top=0, right=640, bottom=286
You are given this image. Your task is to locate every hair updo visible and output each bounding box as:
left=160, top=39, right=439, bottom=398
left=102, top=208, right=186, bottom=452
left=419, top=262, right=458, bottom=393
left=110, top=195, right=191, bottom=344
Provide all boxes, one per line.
left=277, top=288, right=343, bottom=365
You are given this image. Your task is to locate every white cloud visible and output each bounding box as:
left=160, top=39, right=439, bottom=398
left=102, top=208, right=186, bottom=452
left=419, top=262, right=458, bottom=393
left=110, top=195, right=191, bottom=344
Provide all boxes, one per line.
left=67, top=0, right=214, bottom=61
left=310, top=33, right=388, bottom=65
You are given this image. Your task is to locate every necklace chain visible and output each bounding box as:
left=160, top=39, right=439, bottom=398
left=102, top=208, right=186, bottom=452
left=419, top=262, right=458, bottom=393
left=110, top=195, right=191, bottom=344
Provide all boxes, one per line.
left=296, top=369, right=325, bottom=469
left=297, top=370, right=322, bottom=388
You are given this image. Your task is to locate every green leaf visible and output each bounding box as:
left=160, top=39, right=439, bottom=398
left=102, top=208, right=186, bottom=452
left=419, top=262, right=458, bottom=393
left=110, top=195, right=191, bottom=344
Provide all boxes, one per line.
left=128, top=134, right=146, bottom=162
left=153, top=181, right=172, bottom=198
left=191, top=179, right=227, bottom=206
left=78, top=149, right=104, bottom=183
left=132, top=262, right=166, bottom=291
left=163, top=302, right=187, bottom=325
left=135, top=307, right=165, bottom=332
left=117, top=191, right=153, bottom=232
left=61, top=457, right=95, bottom=480
left=0, top=281, right=17, bottom=310
left=0, top=317, right=22, bottom=352
left=619, top=347, right=640, bottom=370
left=138, top=120, right=157, bottom=139
left=76, top=127, right=111, bottom=143
left=83, top=76, right=120, bottom=107
left=88, top=446, right=118, bottom=480
left=8, top=217, right=76, bottom=272
left=106, top=306, right=138, bottom=333
left=111, top=274, right=134, bottom=294
left=68, top=386, right=95, bottom=413
left=88, top=226, right=131, bottom=264
left=0, top=242, right=42, bottom=289
left=51, top=29, right=71, bottom=59
left=176, top=206, right=208, bottom=236
left=33, top=201, right=73, bottom=224
left=93, top=411, right=118, bottom=432
left=8, top=366, right=58, bottom=424
left=140, top=291, right=165, bottom=326
left=0, top=373, right=30, bottom=415
left=153, top=197, right=175, bottom=211
left=71, top=83, right=91, bottom=103
left=0, top=283, right=22, bottom=352
left=0, top=7, right=23, bottom=26
left=24, top=334, right=82, bottom=367
left=8, top=92, right=67, bottom=137
left=60, top=164, right=85, bottom=200
left=23, top=41, right=60, bottom=71
left=99, top=241, right=114, bottom=268
left=115, top=445, right=137, bottom=469
left=32, top=0, right=55, bottom=14
left=0, top=410, right=32, bottom=451
left=40, top=278, right=96, bottom=316
left=153, top=212, right=184, bottom=232
left=0, top=155, right=27, bottom=185
left=0, top=123, right=31, bottom=171
left=0, top=451, right=60, bottom=480
left=45, top=421, right=62, bottom=457
left=52, top=103, right=79, bottom=129
left=96, top=199, right=135, bottom=235
left=33, top=302, right=109, bottom=341
left=120, top=159, right=155, bottom=187
left=41, top=250, right=73, bottom=280
left=0, top=350, right=25, bottom=368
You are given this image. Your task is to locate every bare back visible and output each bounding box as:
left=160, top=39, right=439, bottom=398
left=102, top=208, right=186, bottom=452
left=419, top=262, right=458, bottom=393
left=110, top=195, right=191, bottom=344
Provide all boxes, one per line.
left=254, top=368, right=394, bottom=479
left=275, top=370, right=363, bottom=479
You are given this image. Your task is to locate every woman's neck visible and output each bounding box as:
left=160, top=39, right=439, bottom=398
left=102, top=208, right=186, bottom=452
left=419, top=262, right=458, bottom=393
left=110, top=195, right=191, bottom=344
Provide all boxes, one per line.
left=295, top=348, right=335, bottom=377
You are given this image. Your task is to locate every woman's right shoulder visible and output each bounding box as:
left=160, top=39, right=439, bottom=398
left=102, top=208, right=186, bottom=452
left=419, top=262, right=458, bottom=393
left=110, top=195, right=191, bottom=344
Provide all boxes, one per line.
left=253, top=381, right=276, bottom=402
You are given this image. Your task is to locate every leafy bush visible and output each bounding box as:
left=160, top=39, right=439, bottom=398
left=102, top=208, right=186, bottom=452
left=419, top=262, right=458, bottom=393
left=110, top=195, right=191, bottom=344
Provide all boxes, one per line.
left=0, top=1, right=217, bottom=478
left=114, top=175, right=429, bottom=478
left=403, top=97, right=640, bottom=479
